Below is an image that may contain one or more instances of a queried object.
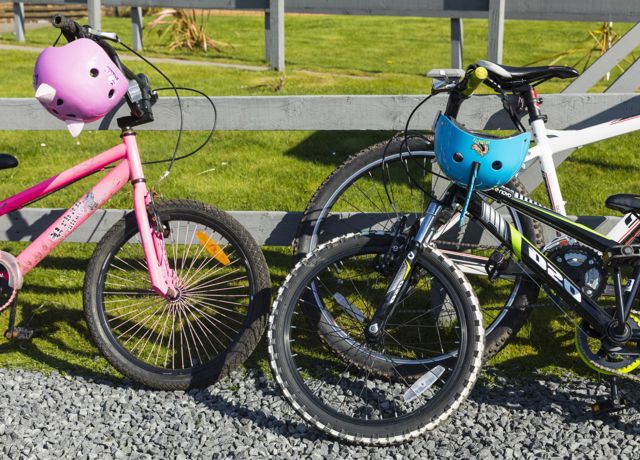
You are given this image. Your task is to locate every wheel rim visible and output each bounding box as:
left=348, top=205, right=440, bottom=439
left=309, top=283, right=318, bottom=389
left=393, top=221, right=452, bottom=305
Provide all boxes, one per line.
left=98, top=217, right=255, bottom=373
left=309, top=151, right=435, bottom=251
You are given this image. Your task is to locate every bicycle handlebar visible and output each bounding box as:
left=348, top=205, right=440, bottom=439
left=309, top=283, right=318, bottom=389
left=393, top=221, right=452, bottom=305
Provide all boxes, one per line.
left=52, top=14, right=87, bottom=41
left=461, top=66, right=488, bottom=97
left=52, top=15, right=124, bottom=71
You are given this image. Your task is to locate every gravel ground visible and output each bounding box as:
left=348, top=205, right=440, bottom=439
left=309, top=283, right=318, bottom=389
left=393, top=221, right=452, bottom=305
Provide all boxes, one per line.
left=1, top=367, right=639, bottom=459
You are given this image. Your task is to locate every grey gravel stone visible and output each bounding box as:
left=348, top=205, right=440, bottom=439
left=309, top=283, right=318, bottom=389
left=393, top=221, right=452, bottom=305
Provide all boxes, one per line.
left=0, top=367, right=639, bottom=459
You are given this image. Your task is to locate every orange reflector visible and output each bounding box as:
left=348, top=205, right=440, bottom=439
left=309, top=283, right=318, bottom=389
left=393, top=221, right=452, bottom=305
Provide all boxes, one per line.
left=196, top=231, right=230, bottom=265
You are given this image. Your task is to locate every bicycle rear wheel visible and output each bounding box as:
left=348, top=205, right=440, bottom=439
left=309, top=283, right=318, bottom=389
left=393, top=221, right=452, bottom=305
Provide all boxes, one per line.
left=269, top=232, right=484, bottom=444
left=84, top=199, right=271, bottom=390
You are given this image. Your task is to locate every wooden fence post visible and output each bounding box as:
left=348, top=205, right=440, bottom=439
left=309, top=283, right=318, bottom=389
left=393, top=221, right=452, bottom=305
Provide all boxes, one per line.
left=450, top=18, right=463, bottom=68
left=131, top=7, right=143, bottom=51
left=488, top=0, right=505, bottom=63
left=88, top=0, right=101, bottom=31
left=13, top=2, right=25, bottom=42
left=269, top=0, right=284, bottom=71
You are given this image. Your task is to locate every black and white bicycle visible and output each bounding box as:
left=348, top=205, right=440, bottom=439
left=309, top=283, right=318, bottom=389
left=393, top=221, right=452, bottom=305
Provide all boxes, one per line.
left=293, top=60, right=640, bottom=361
left=270, top=63, right=640, bottom=444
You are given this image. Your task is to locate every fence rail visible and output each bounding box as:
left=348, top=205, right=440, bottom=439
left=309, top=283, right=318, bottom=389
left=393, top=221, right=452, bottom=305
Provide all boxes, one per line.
left=2, top=93, right=639, bottom=131
left=0, top=208, right=621, bottom=246
left=4, top=2, right=640, bottom=245
left=1, top=92, right=637, bottom=245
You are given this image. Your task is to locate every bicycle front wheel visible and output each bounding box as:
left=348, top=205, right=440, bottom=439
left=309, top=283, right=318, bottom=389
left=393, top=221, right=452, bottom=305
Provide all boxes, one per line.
left=84, top=199, right=271, bottom=390
left=269, top=232, right=484, bottom=445
left=293, top=136, right=542, bottom=359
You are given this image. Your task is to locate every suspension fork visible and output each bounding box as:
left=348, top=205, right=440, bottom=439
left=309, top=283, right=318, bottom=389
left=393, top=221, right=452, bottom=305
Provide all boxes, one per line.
left=364, top=190, right=455, bottom=343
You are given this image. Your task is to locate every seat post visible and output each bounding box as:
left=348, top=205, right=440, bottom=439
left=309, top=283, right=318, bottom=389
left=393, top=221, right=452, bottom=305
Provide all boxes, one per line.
left=518, top=85, right=546, bottom=124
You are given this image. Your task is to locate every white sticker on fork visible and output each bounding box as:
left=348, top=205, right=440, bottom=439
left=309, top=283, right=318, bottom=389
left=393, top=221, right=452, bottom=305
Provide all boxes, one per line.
left=332, top=292, right=365, bottom=322
left=403, top=365, right=445, bottom=403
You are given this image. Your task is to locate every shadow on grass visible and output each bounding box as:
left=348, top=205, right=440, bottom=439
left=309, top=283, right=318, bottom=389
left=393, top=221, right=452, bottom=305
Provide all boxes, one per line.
left=0, top=299, right=119, bottom=381
left=0, top=244, right=296, bottom=384
left=283, top=130, right=395, bottom=166
left=566, top=157, right=640, bottom=172
left=489, top=307, right=589, bottom=376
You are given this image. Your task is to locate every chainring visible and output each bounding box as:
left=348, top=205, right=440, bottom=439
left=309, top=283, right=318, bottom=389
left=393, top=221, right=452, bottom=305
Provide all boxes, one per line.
left=546, top=243, right=607, bottom=300
left=575, top=314, right=640, bottom=375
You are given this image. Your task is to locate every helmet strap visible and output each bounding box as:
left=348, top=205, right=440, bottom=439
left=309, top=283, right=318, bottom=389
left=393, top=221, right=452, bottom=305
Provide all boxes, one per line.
left=459, top=161, right=480, bottom=226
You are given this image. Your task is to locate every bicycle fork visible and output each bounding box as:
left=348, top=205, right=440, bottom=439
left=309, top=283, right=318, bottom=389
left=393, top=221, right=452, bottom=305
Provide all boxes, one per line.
left=365, top=199, right=446, bottom=343
left=124, top=132, right=177, bottom=299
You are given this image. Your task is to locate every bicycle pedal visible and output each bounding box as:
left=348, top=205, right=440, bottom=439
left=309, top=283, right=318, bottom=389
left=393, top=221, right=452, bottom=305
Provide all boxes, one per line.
left=485, top=250, right=507, bottom=282
left=591, top=397, right=628, bottom=416
left=4, top=327, right=36, bottom=341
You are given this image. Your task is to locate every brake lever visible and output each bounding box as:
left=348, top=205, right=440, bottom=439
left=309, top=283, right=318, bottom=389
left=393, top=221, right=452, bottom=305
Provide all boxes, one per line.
left=86, top=27, right=119, bottom=42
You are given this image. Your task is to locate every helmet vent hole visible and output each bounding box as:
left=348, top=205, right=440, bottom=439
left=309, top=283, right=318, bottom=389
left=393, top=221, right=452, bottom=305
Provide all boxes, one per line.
left=56, top=99, right=64, bottom=106
left=453, top=152, right=464, bottom=163
left=90, top=68, right=100, bottom=78
left=67, top=113, right=76, bottom=118
left=108, top=89, right=115, bottom=99
left=492, top=161, right=503, bottom=170
left=52, top=109, right=58, bottom=115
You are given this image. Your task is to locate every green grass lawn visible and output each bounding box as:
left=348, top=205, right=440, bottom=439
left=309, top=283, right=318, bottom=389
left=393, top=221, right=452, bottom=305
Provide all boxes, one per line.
left=0, top=13, right=638, bottom=382
left=1, top=15, right=637, bottom=96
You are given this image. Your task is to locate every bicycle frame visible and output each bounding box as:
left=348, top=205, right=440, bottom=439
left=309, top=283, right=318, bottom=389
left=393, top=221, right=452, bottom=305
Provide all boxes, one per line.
left=470, top=184, right=640, bottom=339
left=367, top=183, right=640, bottom=342
left=527, top=114, right=640, bottom=243
left=4, top=131, right=176, bottom=297
left=423, top=100, right=640, bottom=277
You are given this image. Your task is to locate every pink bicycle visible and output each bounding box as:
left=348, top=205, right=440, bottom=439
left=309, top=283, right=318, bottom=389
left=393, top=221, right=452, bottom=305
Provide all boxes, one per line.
left=1, top=16, right=271, bottom=390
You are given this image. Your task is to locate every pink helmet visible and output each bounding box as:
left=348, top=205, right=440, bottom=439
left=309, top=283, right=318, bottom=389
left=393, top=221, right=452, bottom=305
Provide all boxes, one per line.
left=33, top=38, right=128, bottom=137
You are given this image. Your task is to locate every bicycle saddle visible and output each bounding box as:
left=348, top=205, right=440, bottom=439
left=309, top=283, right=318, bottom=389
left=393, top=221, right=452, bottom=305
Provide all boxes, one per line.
left=605, top=194, right=640, bottom=214
left=0, top=154, right=18, bottom=170
left=478, top=60, right=579, bottom=88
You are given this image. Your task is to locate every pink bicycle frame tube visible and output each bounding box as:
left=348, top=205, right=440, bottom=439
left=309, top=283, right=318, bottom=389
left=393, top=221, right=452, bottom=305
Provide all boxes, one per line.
left=10, top=135, right=175, bottom=297
left=16, top=151, right=129, bottom=274
left=0, top=144, right=126, bottom=217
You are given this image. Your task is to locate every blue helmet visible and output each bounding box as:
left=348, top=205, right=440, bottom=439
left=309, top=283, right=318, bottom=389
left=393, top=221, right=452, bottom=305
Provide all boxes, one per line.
left=434, top=114, right=531, bottom=190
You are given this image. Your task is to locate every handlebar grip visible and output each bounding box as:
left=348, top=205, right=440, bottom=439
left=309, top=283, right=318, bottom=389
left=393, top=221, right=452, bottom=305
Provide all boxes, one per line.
left=52, top=14, right=77, bottom=31
left=462, top=66, right=488, bottom=97
left=52, top=14, right=85, bottom=41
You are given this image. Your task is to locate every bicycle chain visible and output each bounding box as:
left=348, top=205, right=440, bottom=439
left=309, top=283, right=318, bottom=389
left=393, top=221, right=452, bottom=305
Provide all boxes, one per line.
left=588, top=359, right=640, bottom=383
left=434, top=240, right=493, bottom=251
left=0, top=288, right=17, bottom=314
